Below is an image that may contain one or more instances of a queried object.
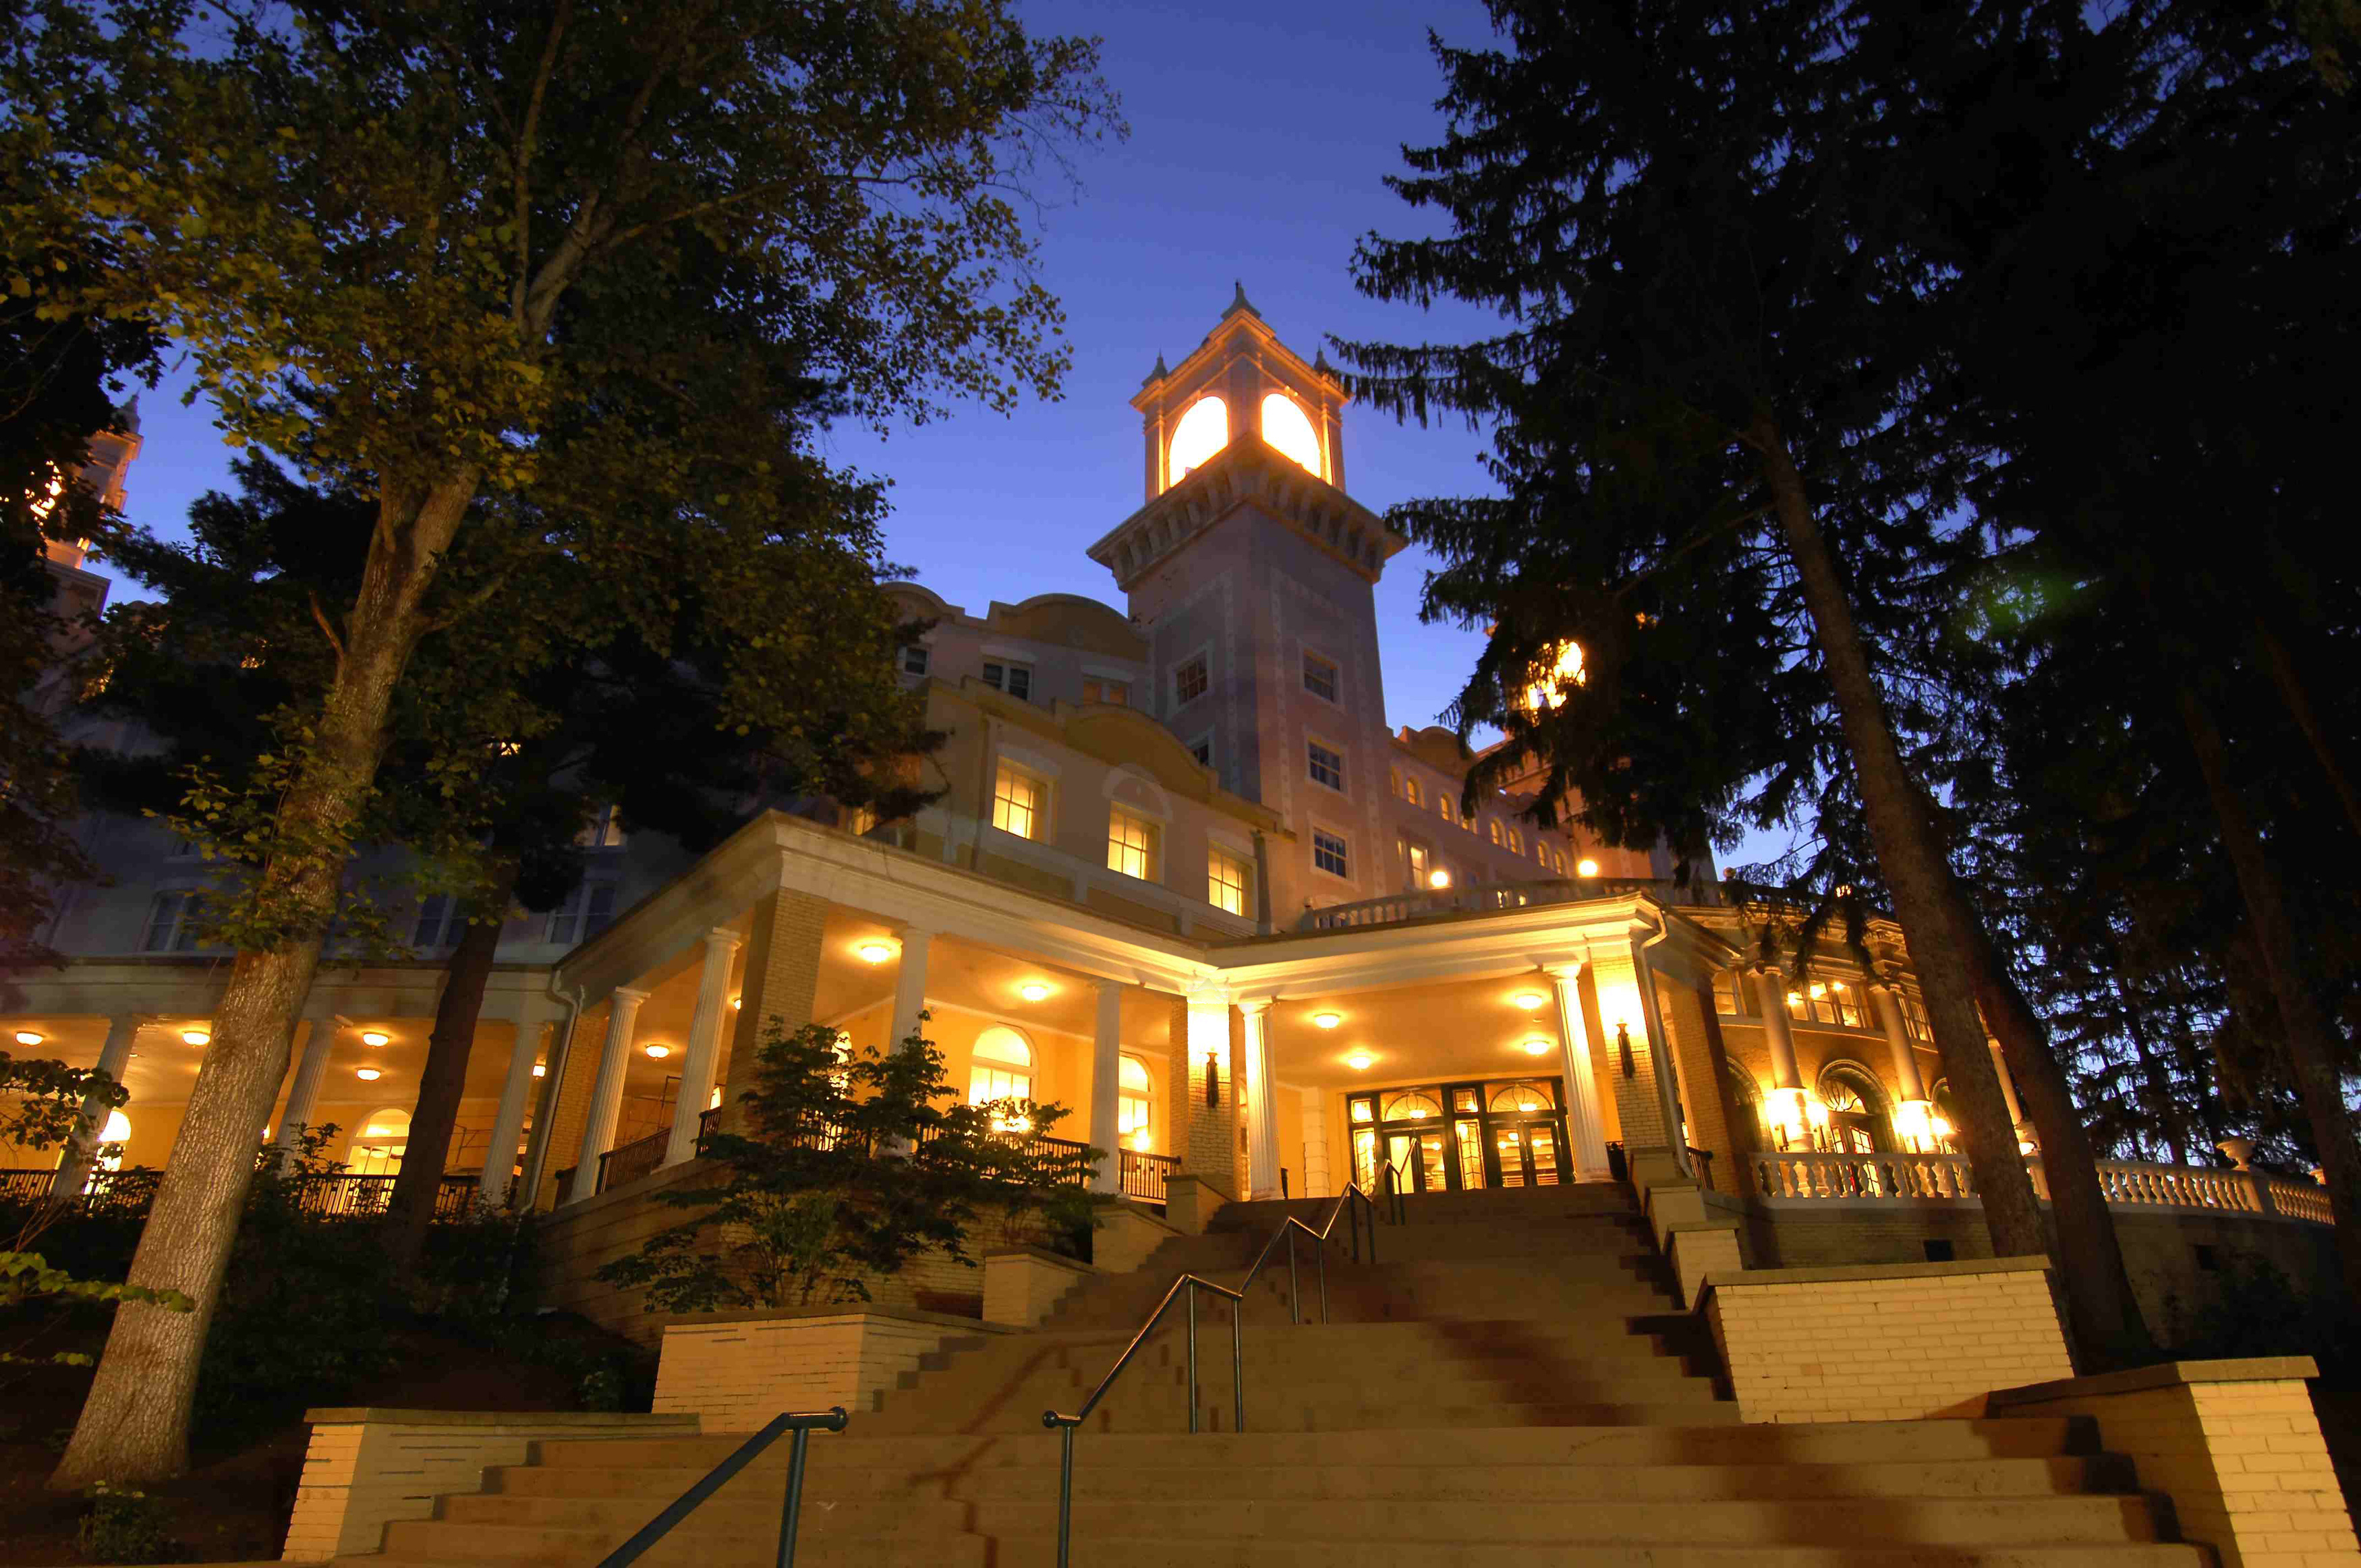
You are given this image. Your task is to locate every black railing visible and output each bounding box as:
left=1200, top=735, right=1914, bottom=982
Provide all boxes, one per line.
left=1118, top=1146, right=1176, bottom=1204
left=1688, top=1146, right=1715, bottom=1192
left=591, top=1407, right=847, bottom=1568
left=0, top=1168, right=479, bottom=1221
left=596, top=1130, right=669, bottom=1194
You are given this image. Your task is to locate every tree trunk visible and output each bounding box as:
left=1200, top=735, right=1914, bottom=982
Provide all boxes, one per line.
left=1752, top=420, right=2050, bottom=1262
left=1957, top=909, right=2155, bottom=1368
left=2173, top=681, right=2361, bottom=1303
left=51, top=473, right=480, bottom=1488
left=382, top=861, right=518, bottom=1283
left=2255, top=622, right=2361, bottom=842
left=2111, top=975, right=2188, bottom=1167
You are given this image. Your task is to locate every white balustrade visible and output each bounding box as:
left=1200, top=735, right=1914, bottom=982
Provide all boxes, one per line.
left=1748, top=1150, right=2332, bottom=1227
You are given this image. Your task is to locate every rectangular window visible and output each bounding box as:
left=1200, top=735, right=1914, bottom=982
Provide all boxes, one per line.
left=575, top=805, right=627, bottom=849
left=1106, top=805, right=1160, bottom=881
left=1174, top=655, right=1208, bottom=706
left=1083, top=678, right=1130, bottom=707
left=413, top=894, right=461, bottom=950
left=991, top=761, right=1044, bottom=840
left=844, top=804, right=878, bottom=837
left=545, top=881, right=617, bottom=946
left=900, top=644, right=930, bottom=676
left=1307, top=741, right=1344, bottom=792
left=1303, top=651, right=1338, bottom=703
left=1712, top=971, right=1744, bottom=1016
left=982, top=661, right=1033, bottom=701
left=1829, top=981, right=1865, bottom=1028
left=1208, top=846, right=1252, bottom=917
left=1548, top=845, right=1564, bottom=871
left=1188, top=734, right=1213, bottom=769
left=1900, top=991, right=1929, bottom=1039
left=1405, top=840, right=1431, bottom=891
left=1313, top=828, right=1349, bottom=878
left=142, top=891, right=204, bottom=952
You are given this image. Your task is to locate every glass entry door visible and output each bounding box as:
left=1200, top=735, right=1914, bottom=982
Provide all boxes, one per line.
left=1491, top=1121, right=1564, bottom=1188
left=1349, top=1077, right=1573, bottom=1191
left=1386, top=1130, right=1450, bottom=1193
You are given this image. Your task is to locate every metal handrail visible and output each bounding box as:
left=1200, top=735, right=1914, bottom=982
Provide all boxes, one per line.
left=1038, top=1161, right=1406, bottom=1567
left=592, top=1405, right=848, bottom=1568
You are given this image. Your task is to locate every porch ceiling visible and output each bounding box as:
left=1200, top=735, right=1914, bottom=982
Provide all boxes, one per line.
left=1264, top=970, right=1573, bottom=1096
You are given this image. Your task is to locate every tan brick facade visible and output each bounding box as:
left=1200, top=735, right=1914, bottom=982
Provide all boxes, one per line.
left=650, top=1308, right=1008, bottom=1432
left=722, top=888, right=829, bottom=1113
left=1705, top=1256, right=2074, bottom=1423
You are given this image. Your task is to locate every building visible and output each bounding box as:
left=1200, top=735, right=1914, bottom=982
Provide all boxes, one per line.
left=1, top=295, right=2333, bottom=1337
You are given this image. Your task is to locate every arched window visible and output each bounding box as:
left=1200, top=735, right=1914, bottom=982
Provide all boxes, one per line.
left=1168, top=397, right=1228, bottom=482
left=969, top=1026, right=1033, bottom=1107
left=1815, top=1062, right=1890, bottom=1154
left=1379, top=1089, right=1444, bottom=1122
left=1488, top=1081, right=1554, bottom=1114
left=350, top=1108, right=411, bottom=1176
left=1259, top=393, right=1323, bottom=477
left=1117, top=1053, right=1152, bottom=1149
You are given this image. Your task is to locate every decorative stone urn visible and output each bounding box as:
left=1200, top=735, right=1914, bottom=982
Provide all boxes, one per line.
left=2216, top=1137, right=2256, bottom=1171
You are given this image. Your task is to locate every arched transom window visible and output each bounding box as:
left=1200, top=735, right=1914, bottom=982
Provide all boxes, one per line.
left=1168, top=397, right=1228, bottom=483
left=351, top=1108, right=411, bottom=1175
left=1117, top=1053, right=1152, bottom=1149
left=1259, top=393, right=1323, bottom=478
left=969, top=1026, right=1034, bottom=1107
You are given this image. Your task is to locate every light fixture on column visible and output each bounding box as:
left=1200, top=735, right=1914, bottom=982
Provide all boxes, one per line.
left=1893, top=1098, right=1935, bottom=1151
left=356, top=1067, right=382, bottom=1081
left=1344, top=1048, right=1374, bottom=1071
left=1521, top=1037, right=1552, bottom=1056
left=12, top=1030, right=42, bottom=1046
left=1769, top=1085, right=1810, bottom=1147
left=1427, top=868, right=1452, bottom=890
left=181, top=1028, right=210, bottom=1046
left=1512, top=991, right=1545, bottom=1012
left=644, top=1043, right=671, bottom=1059
left=1203, top=1048, right=1221, bottom=1107
left=360, top=1030, right=389, bottom=1047
left=855, top=939, right=897, bottom=964
left=531, top=1062, right=547, bottom=1078
left=1312, top=1011, right=1342, bottom=1029
left=1576, top=858, right=1601, bottom=878
left=730, top=995, right=742, bottom=1009
left=1019, top=981, right=1052, bottom=1002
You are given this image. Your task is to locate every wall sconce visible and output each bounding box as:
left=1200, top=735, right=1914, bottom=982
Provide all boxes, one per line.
left=1204, top=1049, right=1221, bottom=1108
left=1616, top=1021, right=1635, bottom=1079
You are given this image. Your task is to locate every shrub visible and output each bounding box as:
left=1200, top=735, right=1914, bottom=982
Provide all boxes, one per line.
left=76, top=1482, right=183, bottom=1564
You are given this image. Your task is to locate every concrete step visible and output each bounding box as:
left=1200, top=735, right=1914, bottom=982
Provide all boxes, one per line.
left=911, top=1541, right=2205, bottom=1568
left=370, top=1521, right=980, bottom=1568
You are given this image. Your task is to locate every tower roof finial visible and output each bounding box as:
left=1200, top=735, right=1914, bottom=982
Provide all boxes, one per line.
left=1224, top=279, right=1261, bottom=320
left=1142, top=349, right=1168, bottom=387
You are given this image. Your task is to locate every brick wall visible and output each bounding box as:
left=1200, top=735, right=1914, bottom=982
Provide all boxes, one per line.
left=650, top=1309, right=1005, bottom=1432
left=1990, top=1358, right=2361, bottom=1568
left=1657, top=974, right=1740, bottom=1179
left=984, top=1247, right=1097, bottom=1326
left=284, top=1410, right=698, bottom=1559
left=721, top=888, right=828, bottom=1115
left=1705, top=1256, right=2074, bottom=1423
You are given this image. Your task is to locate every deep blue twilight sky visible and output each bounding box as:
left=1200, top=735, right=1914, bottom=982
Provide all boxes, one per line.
left=107, top=0, right=1796, bottom=868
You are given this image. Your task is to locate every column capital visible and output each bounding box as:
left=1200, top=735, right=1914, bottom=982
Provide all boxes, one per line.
left=703, top=926, right=746, bottom=951
left=1541, top=961, right=1583, bottom=983
left=610, top=985, right=652, bottom=1008
left=1184, top=980, right=1232, bottom=1010
left=1237, top=996, right=1274, bottom=1019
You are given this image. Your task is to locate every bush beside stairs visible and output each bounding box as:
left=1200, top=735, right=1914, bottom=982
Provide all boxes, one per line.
left=331, top=1181, right=2207, bottom=1567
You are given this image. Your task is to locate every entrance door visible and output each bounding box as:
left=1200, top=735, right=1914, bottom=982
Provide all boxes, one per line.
left=1386, top=1129, right=1450, bottom=1194
left=1492, top=1121, right=1566, bottom=1188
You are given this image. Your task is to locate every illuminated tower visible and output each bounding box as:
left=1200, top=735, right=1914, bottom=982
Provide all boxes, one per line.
left=1087, top=287, right=1407, bottom=911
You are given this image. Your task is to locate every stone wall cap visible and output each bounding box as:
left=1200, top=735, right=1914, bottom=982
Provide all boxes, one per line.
left=1663, top=1218, right=1744, bottom=1236
left=1988, top=1356, right=2322, bottom=1408
left=302, top=1408, right=701, bottom=1428
left=1711, top=1254, right=2053, bottom=1288
left=650, top=1304, right=1019, bottom=1334
left=984, top=1245, right=1100, bottom=1272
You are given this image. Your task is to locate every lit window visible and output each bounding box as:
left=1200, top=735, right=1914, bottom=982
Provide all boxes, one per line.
left=1437, top=791, right=1454, bottom=824
left=351, top=1108, right=409, bottom=1176
left=1900, top=992, right=1930, bottom=1040
left=1107, top=806, right=1160, bottom=881
left=1524, top=641, right=1588, bottom=712
left=982, top=661, right=1032, bottom=701
left=1169, top=396, right=1228, bottom=483
left=900, top=644, right=930, bottom=676
left=575, top=805, right=627, bottom=849
left=1083, top=678, right=1129, bottom=707
left=142, top=891, right=206, bottom=953
left=991, top=762, right=1044, bottom=840
left=1404, top=840, right=1431, bottom=892
left=1303, top=651, right=1338, bottom=703
left=1118, top=1054, right=1153, bottom=1145
left=546, top=881, right=617, bottom=945
left=1402, top=775, right=1422, bottom=807
left=1308, top=741, right=1344, bottom=792
left=1174, top=656, right=1208, bottom=706
left=1507, top=827, right=1524, bottom=854
left=413, top=895, right=463, bottom=950
left=969, top=1026, right=1034, bottom=1107
left=1259, top=393, right=1324, bottom=478
left=1313, top=828, right=1349, bottom=878
left=1712, top=971, right=1753, bottom=1017
left=1488, top=819, right=1504, bottom=846
left=1208, top=846, right=1252, bottom=917
left=845, top=804, right=878, bottom=837
left=1550, top=846, right=1566, bottom=873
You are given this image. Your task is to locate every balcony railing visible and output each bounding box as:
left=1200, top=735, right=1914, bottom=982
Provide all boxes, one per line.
left=1749, top=1149, right=2334, bottom=1225
left=1118, top=1146, right=1176, bottom=1204
left=0, top=1168, right=481, bottom=1221
left=597, top=1130, right=670, bottom=1194
left=1297, top=875, right=1707, bottom=933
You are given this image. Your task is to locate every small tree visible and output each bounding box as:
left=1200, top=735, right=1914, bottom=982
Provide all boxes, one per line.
left=598, top=1021, right=1097, bottom=1310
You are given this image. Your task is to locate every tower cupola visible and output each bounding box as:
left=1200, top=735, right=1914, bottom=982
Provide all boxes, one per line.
left=1131, top=282, right=1348, bottom=501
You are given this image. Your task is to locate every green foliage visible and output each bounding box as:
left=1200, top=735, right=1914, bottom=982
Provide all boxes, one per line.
left=974, top=1099, right=1102, bottom=1257
left=599, top=1018, right=1099, bottom=1310
left=76, top=1481, right=184, bottom=1565
left=2167, top=1252, right=2361, bottom=1377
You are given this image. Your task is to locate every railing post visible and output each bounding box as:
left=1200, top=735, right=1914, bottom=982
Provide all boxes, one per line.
left=1230, top=1296, right=1245, bottom=1433
left=1054, top=1422, right=1075, bottom=1568
left=1286, top=1226, right=1300, bottom=1325
left=1185, top=1282, right=1200, bottom=1435
left=774, top=1424, right=812, bottom=1568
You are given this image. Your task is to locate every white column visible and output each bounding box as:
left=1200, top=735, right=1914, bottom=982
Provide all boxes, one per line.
left=515, top=996, right=581, bottom=1211
left=1241, top=998, right=1281, bottom=1199
left=1087, top=981, right=1124, bottom=1194
left=53, top=1014, right=142, bottom=1196
left=1989, top=1037, right=2028, bottom=1130
left=567, top=986, right=648, bottom=1205
left=1547, top=966, right=1611, bottom=1182
left=888, top=929, right=933, bottom=1049
left=1753, top=968, right=1809, bottom=1144
left=1869, top=982, right=1934, bottom=1147
left=272, top=1014, right=337, bottom=1163
left=478, top=1004, right=543, bottom=1209
left=1299, top=1088, right=1332, bottom=1199
left=666, top=928, right=744, bottom=1167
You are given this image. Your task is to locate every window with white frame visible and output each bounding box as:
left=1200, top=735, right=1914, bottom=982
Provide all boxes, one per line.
left=1118, top=1053, right=1153, bottom=1148
left=1174, top=654, right=1208, bottom=707
left=1307, top=740, right=1344, bottom=792
left=1208, top=844, right=1252, bottom=916
left=413, top=894, right=464, bottom=950
left=142, top=891, right=206, bottom=952
left=1313, top=827, right=1350, bottom=878
left=545, top=880, right=617, bottom=945
left=1898, top=991, right=1931, bottom=1041
left=982, top=660, right=1033, bottom=701
left=969, top=1026, right=1034, bottom=1111
left=1083, top=677, right=1130, bottom=706
left=1187, top=732, right=1214, bottom=770
left=1303, top=651, right=1338, bottom=703
left=1404, top=839, right=1431, bottom=891
left=575, top=805, right=627, bottom=849
left=900, top=643, right=930, bottom=676
left=992, top=761, right=1045, bottom=840
left=1106, top=805, right=1160, bottom=881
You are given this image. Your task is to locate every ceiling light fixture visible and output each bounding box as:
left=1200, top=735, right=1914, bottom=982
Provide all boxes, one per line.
left=181, top=1029, right=210, bottom=1046
left=855, top=940, right=896, bottom=964
left=1512, top=992, right=1545, bottom=1012
left=12, top=1030, right=42, bottom=1047
left=360, top=1030, right=389, bottom=1047
left=644, top=1043, right=671, bottom=1059
left=1523, top=1037, right=1554, bottom=1056
left=1344, top=1049, right=1374, bottom=1071
left=355, top=1067, right=382, bottom=1081
left=1312, top=1012, right=1342, bottom=1030
left=1019, top=982, right=1052, bottom=1002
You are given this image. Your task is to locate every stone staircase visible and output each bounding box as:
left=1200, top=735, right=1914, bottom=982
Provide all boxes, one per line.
left=335, top=1181, right=2209, bottom=1567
